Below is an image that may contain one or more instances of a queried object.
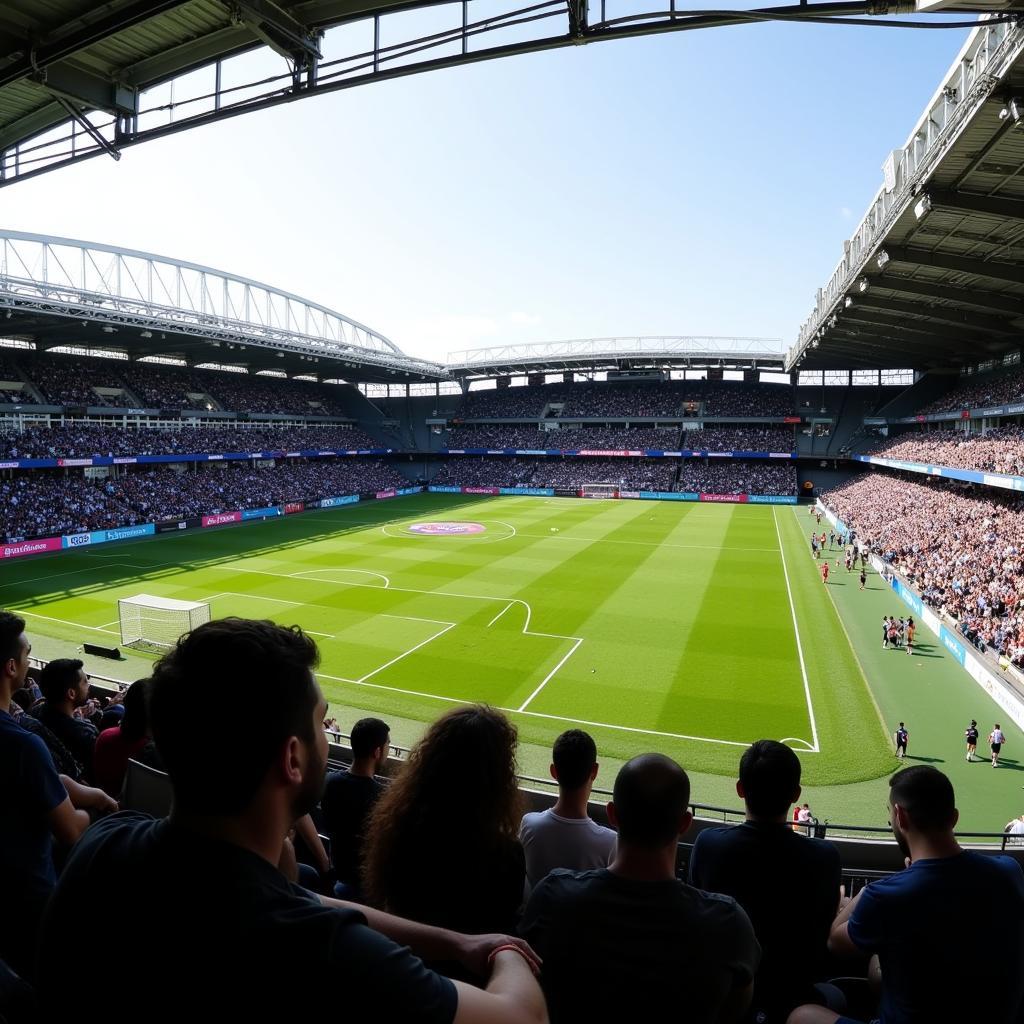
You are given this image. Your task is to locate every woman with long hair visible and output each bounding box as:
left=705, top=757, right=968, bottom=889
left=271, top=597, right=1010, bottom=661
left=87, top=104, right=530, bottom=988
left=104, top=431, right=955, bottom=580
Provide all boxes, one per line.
left=362, top=704, right=525, bottom=935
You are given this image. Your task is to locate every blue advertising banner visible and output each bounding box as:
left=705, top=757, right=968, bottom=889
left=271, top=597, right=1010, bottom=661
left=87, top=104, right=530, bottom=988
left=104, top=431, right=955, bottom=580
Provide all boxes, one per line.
left=747, top=495, right=799, bottom=505
left=639, top=491, right=699, bottom=501
left=428, top=486, right=463, bottom=493
left=0, top=448, right=394, bottom=471
left=62, top=533, right=94, bottom=549
left=242, top=506, right=282, bottom=521
left=939, top=625, right=967, bottom=667
left=395, top=487, right=423, bottom=496
left=498, top=487, right=555, bottom=497
left=318, top=495, right=360, bottom=508
left=853, top=454, right=1024, bottom=493
left=67, top=523, right=157, bottom=547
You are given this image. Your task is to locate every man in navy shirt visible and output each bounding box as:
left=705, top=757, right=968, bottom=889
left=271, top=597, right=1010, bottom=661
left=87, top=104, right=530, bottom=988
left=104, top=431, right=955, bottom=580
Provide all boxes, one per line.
left=689, top=740, right=841, bottom=1022
left=37, top=617, right=546, bottom=1024
left=0, top=613, right=92, bottom=979
left=789, top=765, right=1024, bottom=1024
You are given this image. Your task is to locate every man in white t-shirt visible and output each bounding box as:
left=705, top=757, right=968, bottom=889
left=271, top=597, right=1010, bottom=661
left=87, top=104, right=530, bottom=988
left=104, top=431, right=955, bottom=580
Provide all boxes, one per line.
left=520, top=729, right=616, bottom=891
left=1005, top=814, right=1024, bottom=846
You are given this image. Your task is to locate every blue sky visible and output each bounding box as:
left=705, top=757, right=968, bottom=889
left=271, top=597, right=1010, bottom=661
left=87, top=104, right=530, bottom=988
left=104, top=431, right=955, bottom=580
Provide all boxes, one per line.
left=1, top=14, right=972, bottom=363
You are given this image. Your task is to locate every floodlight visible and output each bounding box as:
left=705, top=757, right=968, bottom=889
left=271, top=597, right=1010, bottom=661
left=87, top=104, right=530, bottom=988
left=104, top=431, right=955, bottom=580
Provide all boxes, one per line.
left=913, top=194, right=932, bottom=221
left=844, top=296, right=854, bottom=309
left=857, top=277, right=870, bottom=293
left=876, top=250, right=890, bottom=270
left=999, top=98, right=1023, bottom=127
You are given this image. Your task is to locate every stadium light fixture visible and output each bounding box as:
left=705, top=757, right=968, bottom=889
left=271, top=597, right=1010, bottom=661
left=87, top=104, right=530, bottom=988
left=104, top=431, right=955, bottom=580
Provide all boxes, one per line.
left=857, top=277, right=870, bottom=293
left=876, top=250, right=890, bottom=270
left=844, top=296, right=854, bottom=309
left=140, top=330, right=153, bottom=338
left=999, top=98, right=1023, bottom=128
left=913, top=194, right=932, bottom=221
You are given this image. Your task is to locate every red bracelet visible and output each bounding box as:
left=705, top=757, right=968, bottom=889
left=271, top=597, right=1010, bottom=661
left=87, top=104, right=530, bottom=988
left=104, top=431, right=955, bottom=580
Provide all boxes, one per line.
left=487, top=943, right=539, bottom=976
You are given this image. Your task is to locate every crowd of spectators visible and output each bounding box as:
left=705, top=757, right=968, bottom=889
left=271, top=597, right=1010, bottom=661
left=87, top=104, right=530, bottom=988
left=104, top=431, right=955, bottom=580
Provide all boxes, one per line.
left=433, top=457, right=678, bottom=491
left=683, top=427, right=797, bottom=451
left=4, top=606, right=1022, bottom=1023
left=918, top=367, right=1024, bottom=415
left=676, top=461, right=798, bottom=495
left=0, top=424, right=383, bottom=460
left=445, top=426, right=683, bottom=449
left=822, top=472, right=1024, bottom=667
left=857, top=427, right=1024, bottom=477
left=0, top=353, right=352, bottom=415
left=0, top=459, right=408, bottom=541
left=431, top=458, right=539, bottom=488
left=458, top=380, right=796, bottom=420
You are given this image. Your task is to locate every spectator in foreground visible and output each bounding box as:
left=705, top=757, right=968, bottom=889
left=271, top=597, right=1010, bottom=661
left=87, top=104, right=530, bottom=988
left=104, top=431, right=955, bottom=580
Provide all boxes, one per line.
left=0, top=614, right=92, bottom=979
left=322, top=716, right=391, bottom=899
left=520, top=729, right=616, bottom=891
left=31, top=658, right=99, bottom=783
left=788, top=765, right=1024, bottom=1024
left=521, top=753, right=759, bottom=1024
left=363, top=705, right=526, bottom=936
left=37, top=619, right=547, bottom=1024
left=92, top=679, right=152, bottom=798
left=689, top=740, right=841, bottom=1023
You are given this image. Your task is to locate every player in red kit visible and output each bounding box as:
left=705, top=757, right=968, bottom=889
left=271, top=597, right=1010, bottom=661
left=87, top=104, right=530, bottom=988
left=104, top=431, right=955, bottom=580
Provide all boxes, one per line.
left=821, top=561, right=829, bottom=585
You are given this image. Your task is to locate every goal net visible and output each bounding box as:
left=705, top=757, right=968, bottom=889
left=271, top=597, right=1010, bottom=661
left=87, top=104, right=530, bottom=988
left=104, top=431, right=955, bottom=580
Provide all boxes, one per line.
left=580, top=483, right=620, bottom=499
left=119, top=594, right=211, bottom=653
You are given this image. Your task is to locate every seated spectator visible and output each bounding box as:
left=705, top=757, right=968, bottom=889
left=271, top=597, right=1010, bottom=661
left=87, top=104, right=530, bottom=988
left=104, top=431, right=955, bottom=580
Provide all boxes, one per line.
left=30, top=658, right=99, bottom=783
left=789, top=765, right=1024, bottom=1024
left=321, top=716, right=391, bottom=898
left=519, top=729, right=616, bottom=891
left=92, top=679, right=154, bottom=798
left=36, top=619, right=546, bottom=1024
left=0, top=614, right=92, bottom=979
left=689, top=740, right=841, bottom=1023
left=363, top=705, right=526, bottom=936
left=521, top=753, right=759, bottom=1024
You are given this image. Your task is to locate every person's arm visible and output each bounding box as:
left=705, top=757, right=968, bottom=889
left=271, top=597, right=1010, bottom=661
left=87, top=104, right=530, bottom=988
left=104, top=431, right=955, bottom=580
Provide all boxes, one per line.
left=451, top=950, right=547, bottom=1024
left=60, top=774, right=118, bottom=817
left=294, top=813, right=331, bottom=874
left=47, top=796, right=90, bottom=846
left=827, top=885, right=867, bottom=957
left=320, top=895, right=540, bottom=978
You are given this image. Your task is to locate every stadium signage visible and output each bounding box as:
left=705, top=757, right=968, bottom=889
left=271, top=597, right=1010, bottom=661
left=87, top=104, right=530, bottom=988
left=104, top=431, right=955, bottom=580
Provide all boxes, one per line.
left=700, top=493, right=748, bottom=503
left=284, top=502, right=304, bottom=514
left=286, top=452, right=301, bottom=458
left=104, top=524, right=156, bottom=542
left=0, top=461, right=19, bottom=469
left=319, top=495, right=360, bottom=508
left=113, top=457, right=138, bottom=464
left=202, top=511, right=242, bottom=527
left=64, top=533, right=92, bottom=548
left=207, top=454, right=223, bottom=460
left=853, top=455, right=1024, bottom=493
left=619, top=490, right=641, bottom=499
left=242, top=506, right=282, bottom=521
left=577, top=449, right=643, bottom=457
left=939, top=626, right=967, bottom=667
left=408, top=522, right=486, bottom=535
left=446, top=449, right=466, bottom=455
left=428, top=486, right=462, bottom=494
left=463, top=487, right=501, bottom=495
left=58, top=458, right=93, bottom=467
left=783, top=416, right=801, bottom=424
left=156, top=519, right=190, bottom=533
left=639, top=491, right=698, bottom=501
left=2, top=536, right=62, bottom=559
left=747, top=495, right=799, bottom=505
left=375, top=489, right=397, bottom=500
left=498, top=487, right=554, bottom=497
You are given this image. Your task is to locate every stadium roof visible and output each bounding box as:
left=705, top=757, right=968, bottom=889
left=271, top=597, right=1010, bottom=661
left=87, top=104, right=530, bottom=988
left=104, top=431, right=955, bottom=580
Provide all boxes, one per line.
left=0, top=229, right=447, bottom=382
left=446, top=337, right=787, bottom=378
left=0, top=1, right=1012, bottom=188
left=791, top=17, right=1024, bottom=372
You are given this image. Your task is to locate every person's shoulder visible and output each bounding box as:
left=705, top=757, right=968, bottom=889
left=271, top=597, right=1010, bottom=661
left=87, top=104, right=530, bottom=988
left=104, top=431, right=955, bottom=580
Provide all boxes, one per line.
left=1, top=714, right=54, bottom=760
left=520, top=808, right=550, bottom=833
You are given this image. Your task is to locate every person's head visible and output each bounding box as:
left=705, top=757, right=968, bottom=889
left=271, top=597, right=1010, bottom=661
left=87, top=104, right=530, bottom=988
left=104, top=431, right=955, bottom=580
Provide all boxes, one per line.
left=149, top=618, right=324, bottom=820
left=350, top=717, right=390, bottom=772
left=736, top=739, right=801, bottom=821
left=551, top=729, right=599, bottom=794
left=119, top=678, right=150, bottom=742
left=363, top=704, right=521, bottom=903
left=39, top=658, right=88, bottom=710
left=899, top=722, right=905, bottom=729
left=971, top=720, right=977, bottom=727
left=0, top=611, right=29, bottom=693
left=888, top=765, right=958, bottom=856
left=995, top=723, right=1001, bottom=730
left=608, top=754, right=692, bottom=850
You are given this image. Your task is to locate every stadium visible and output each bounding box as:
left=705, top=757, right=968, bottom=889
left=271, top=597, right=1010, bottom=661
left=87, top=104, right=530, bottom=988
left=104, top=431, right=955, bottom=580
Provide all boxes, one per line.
left=2, top=3, right=1024, bottom=1023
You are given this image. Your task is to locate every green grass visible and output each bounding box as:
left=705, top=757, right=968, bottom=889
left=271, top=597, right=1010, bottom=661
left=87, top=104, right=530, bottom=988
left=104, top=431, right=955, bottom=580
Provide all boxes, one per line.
left=4, top=492, right=1023, bottom=830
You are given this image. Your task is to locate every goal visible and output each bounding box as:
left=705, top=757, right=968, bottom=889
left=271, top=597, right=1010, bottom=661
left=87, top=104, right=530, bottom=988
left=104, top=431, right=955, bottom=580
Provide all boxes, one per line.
left=580, top=483, right=620, bottom=499
left=118, top=594, right=211, bottom=653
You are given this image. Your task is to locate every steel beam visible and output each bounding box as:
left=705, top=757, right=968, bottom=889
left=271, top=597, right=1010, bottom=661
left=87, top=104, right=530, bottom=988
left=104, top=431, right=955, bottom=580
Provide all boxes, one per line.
left=869, top=275, right=1024, bottom=316
left=848, top=293, right=1019, bottom=333
left=927, top=188, right=1024, bottom=224
left=885, top=246, right=1024, bottom=286
left=225, top=1, right=322, bottom=64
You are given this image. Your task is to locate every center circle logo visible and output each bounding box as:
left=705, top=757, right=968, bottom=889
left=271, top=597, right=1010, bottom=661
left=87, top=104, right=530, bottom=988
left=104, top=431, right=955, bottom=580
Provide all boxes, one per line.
left=408, top=521, right=486, bottom=536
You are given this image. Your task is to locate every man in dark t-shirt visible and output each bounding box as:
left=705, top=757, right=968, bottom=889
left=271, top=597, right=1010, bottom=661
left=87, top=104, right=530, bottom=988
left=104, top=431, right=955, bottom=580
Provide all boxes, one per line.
left=689, top=740, right=841, bottom=1022
left=31, top=658, right=98, bottom=783
left=38, top=618, right=545, bottom=1024
left=321, top=716, right=390, bottom=892
left=790, top=766, right=1024, bottom=1024
left=522, top=753, right=759, bottom=1024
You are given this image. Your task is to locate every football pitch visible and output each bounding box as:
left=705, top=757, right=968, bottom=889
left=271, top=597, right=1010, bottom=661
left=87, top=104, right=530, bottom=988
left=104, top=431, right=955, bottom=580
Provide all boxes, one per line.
left=5, top=492, right=1024, bottom=828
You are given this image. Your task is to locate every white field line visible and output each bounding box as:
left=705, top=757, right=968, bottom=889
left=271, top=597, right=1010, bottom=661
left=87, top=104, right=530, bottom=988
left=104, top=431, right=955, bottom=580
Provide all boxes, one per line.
left=515, top=533, right=779, bottom=553
left=771, top=506, right=820, bottom=753
left=14, top=609, right=120, bottom=635
left=516, top=638, right=584, bottom=712
left=487, top=602, right=515, bottom=627
left=356, top=622, right=457, bottom=683
left=292, top=568, right=390, bottom=588
left=380, top=612, right=456, bottom=627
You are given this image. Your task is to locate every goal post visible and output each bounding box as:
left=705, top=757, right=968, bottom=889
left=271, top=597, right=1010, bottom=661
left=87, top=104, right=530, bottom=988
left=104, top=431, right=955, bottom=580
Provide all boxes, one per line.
left=579, top=483, right=620, bottom=499
left=118, top=594, right=211, bottom=653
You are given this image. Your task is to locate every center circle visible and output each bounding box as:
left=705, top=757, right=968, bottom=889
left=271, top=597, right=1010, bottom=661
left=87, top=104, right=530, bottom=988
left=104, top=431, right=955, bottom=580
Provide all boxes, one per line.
left=407, top=521, right=487, bottom=536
